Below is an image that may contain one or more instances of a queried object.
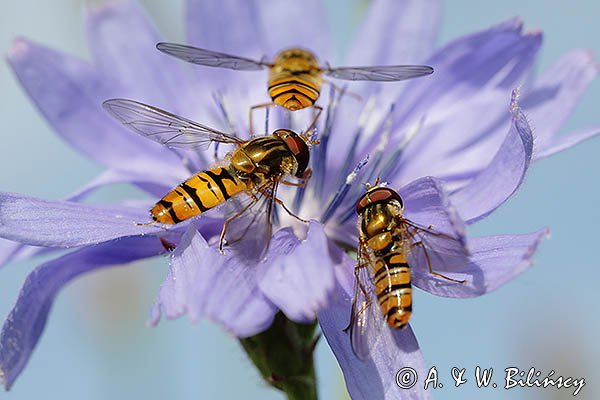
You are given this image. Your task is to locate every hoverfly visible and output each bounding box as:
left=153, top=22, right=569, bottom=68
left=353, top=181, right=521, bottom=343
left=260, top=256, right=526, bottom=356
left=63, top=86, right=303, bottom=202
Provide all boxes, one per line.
left=156, top=43, right=434, bottom=132
left=103, top=99, right=314, bottom=260
left=347, top=184, right=467, bottom=359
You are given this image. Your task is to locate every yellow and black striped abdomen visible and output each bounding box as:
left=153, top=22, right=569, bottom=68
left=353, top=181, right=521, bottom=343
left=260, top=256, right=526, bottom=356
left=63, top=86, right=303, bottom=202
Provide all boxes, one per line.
left=373, top=251, right=412, bottom=329
left=267, top=74, right=321, bottom=111
left=151, top=167, right=247, bottom=224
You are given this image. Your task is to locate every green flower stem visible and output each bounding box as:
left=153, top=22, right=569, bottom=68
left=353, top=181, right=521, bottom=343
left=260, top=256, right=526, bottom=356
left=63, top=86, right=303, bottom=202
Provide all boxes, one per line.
left=240, top=313, right=320, bottom=400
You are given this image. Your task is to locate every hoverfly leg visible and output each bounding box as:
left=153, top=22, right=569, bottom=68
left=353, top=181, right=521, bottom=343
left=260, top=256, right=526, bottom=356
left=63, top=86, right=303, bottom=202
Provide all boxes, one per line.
left=410, top=240, right=467, bottom=284
left=249, top=102, right=277, bottom=137
left=218, top=197, right=257, bottom=254
left=281, top=168, right=312, bottom=188
left=304, top=105, right=323, bottom=135
left=300, top=168, right=313, bottom=181
left=273, top=196, right=308, bottom=223
left=281, top=180, right=305, bottom=187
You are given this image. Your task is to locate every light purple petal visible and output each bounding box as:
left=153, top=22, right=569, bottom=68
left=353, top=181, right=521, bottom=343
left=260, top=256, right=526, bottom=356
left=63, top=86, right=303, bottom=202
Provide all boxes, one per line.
left=0, top=235, right=167, bottom=390
left=85, top=0, right=194, bottom=114
left=67, top=169, right=175, bottom=202
left=318, top=255, right=429, bottom=400
left=400, top=176, right=466, bottom=244
left=379, top=19, right=541, bottom=184
left=347, top=0, right=441, bottom=66
left=186, top=0, right=266, bottom=55
left=183, top=0, right=271, bottom=132
left=413, top=229, right=549, bottom=298
left=392, top=18, right=540, bottom=131
left=339, top=0, right=441, bottom=103
left=521, top=50, right=598, bottom=151
left=0, top=192, right=224, bottom=247
left=259, top=221, right=335, bottom=323
left=535, top=126, right=600, bottom=159
left=0, top=173, right=173, bottom=268
left=7, top=37, right=188, bottom=181
left=450, top=96, right=534, bottom=224
left=151, top=224, right=277, bottom=337
left=387, top=89, right=510, bottom=187
left=254, top=0, right=333, bottom=60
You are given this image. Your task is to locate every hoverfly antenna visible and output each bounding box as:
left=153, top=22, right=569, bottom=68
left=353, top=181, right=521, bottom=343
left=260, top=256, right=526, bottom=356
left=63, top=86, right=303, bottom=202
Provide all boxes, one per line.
left=300, top=129, right=320, bottom=146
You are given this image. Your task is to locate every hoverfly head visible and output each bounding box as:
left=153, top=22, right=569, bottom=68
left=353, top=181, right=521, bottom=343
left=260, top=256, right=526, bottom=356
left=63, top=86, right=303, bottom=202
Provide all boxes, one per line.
left=356, top=185, right=403, bottom=216
left=274, top=129, right=310, bottom=178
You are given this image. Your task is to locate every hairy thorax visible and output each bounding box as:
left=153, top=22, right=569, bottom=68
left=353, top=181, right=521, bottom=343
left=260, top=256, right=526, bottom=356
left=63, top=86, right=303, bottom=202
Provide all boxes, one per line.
left=230, top=136, right=298, bottom=184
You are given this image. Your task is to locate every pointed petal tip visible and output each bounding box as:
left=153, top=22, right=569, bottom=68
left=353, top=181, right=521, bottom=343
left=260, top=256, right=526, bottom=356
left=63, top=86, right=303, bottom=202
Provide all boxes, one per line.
left=527, top=227, right=550, bottom=258
left=147, top=304, right=161, bottom=327
left=7, top=37, right=30, bottom=61
left=501, top=16, right=523, bottom=32
left=510, top=228, right=550, bottom=272
left=524, top=28, right=544, bottom=40
left=572, top=49, right=600, bottom=71
left=495, top=17, right=542, bottom=43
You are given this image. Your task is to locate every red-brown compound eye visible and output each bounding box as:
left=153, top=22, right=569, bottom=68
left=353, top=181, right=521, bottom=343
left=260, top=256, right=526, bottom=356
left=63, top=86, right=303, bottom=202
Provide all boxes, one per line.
left=355, top=193, right=370, bottom=215
left=275, top=129, right=310, bottom=177
left=355, top=187, right=403, bottom=215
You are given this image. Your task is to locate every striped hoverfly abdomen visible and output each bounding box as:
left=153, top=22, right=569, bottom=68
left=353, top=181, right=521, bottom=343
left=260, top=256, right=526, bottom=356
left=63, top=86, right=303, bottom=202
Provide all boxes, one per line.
left=151, top=167, right=247, bottom=224
left=103, top=99, right=314, bottom=259
left=357, top=187, right=412, bottom=329
left=348, top=184, right=467, bottom=360
left=267, top=48, right=322, bottom=111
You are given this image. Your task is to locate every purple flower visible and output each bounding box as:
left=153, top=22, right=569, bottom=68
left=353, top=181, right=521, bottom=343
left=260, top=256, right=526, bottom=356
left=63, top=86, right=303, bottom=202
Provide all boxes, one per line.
left=0, top=0, right=597, bottom=397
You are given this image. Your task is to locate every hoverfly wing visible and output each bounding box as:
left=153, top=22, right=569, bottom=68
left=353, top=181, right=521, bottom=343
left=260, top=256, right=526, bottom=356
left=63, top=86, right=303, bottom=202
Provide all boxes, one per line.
left=401, top=218, right=470, bottom=280
left=323, top=65, right=433, bottom=82
left=103, top=99, right=243, bottom=150
left=156, top=42, right=268, bottom=71
left=348, top=243, right=387, bottom=361
left=221, top=180, right=276, bottom=263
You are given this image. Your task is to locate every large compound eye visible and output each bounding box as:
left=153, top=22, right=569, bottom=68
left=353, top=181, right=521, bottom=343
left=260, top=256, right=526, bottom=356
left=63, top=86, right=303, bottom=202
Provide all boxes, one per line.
left=370, top=187, right=403, bottom=208
left=277, top=130, right=310, bottom=177
left=355, top=193, right=370, bottom=215
left=355, top=187, right=403, bottom=215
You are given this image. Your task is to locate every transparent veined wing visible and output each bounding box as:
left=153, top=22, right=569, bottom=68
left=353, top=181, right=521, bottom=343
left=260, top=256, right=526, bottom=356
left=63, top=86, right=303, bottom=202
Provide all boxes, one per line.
left=323, top=65, right=433, bottom=82
left=220, top=181, right=276, bottom=263
left=103, top=99, right=243, bottom=150
left=401, top=218, right=470, bottom=281
left=156, top=42, right=268, bottom=71
left=347, top=241, right=387, bottom=361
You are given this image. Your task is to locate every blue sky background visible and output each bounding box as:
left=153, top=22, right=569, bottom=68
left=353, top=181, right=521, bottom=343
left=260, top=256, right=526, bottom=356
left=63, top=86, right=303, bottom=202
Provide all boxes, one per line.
left=0, top=1, right=598, bottom=399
